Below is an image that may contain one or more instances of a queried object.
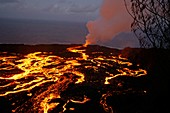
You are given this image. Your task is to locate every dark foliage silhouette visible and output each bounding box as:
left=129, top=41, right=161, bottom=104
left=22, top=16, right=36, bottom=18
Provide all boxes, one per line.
left=124, top=0, right=170, bottom=49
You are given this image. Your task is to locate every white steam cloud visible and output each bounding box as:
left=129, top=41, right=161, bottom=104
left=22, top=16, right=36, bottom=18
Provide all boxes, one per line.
left=85, top=0, right=132, bottom=45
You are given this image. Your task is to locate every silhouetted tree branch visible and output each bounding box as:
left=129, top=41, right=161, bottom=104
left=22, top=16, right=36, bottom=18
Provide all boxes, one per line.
left=124, top=0, right=170, bottom=49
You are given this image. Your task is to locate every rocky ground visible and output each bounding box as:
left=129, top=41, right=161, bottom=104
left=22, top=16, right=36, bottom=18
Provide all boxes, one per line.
left=0, top=44, right=169, bottom=113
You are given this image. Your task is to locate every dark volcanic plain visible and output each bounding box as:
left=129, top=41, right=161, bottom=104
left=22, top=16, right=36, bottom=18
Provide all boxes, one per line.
left=0, top=44, right=169, bottom=113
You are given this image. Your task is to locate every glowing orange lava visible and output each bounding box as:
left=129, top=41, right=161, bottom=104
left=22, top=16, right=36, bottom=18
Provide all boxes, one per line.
left=0, top=45, right=147, bottom=113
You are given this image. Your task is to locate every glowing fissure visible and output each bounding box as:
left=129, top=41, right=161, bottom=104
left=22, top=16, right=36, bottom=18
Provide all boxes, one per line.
left=0, top=45, right=147, bottom=113
left=70, top=95, right=90, bottom=104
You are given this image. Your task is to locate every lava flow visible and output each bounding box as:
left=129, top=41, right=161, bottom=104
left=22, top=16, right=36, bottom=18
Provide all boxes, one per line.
left=0, top=44, right=147, bottom=113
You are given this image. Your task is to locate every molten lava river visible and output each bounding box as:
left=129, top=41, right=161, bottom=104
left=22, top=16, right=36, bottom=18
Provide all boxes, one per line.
left=0, top=45, right=147, bottom=113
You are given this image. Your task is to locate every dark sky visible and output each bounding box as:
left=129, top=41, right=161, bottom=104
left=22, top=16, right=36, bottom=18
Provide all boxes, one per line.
left=0, top=0, right=139, bottom=48
left=0, top=0, right=102, bottom=22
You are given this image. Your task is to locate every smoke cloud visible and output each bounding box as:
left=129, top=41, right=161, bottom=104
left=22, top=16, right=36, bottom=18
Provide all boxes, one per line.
left=85, top=0, right=132, bottom=45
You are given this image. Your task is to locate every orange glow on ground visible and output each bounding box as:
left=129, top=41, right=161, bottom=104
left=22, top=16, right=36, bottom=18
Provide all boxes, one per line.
left=0, top=45, right=147, bottom=113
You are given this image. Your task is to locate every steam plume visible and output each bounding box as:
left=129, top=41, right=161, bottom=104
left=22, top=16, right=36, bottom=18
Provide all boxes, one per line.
left=85, top=0, right=132, bottom=46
